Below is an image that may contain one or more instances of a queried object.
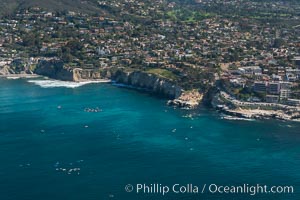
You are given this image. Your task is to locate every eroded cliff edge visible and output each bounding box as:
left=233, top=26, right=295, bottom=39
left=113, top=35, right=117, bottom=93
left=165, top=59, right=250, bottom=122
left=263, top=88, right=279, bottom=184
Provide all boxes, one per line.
left=1, top=59, right=206, bottom=108
left=111, top=70, right=182, bottom=99
left=31, top=59, right=184, bottom=99
left=34, top=59, right=104, bottom=82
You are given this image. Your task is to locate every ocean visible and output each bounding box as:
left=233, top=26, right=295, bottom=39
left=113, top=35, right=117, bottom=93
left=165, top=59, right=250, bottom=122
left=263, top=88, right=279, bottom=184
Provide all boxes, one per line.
left=0, top=77, right=299, bottom=200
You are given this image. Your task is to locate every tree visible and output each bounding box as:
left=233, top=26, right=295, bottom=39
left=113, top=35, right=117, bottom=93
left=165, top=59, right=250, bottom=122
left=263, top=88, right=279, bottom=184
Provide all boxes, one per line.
left=61, top=46, right=72, bottom=63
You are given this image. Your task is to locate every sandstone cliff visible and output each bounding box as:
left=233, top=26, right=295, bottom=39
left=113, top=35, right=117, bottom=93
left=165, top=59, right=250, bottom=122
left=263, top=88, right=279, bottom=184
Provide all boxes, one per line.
left=72, top=68, right=102, bottom=82
left=34, top=60, right=106, bottom=82
left=0, top=65, right=15, bottom=75
left=1, top=58, right=214, bottom=109
left=34, top=60, right=74, bottom=81
left=33, top=61, right=182, bottom=98
left=111, top=70, right=182, bottom=99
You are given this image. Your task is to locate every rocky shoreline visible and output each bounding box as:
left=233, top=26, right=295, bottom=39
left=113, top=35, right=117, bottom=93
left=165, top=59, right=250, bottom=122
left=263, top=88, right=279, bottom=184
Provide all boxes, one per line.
left=111, top=70, right=183, bottom=99
left=1, top=61, right=204, bottom=108
left=2, top=71, right=300, bottom=122
left=2, top=61, right=300, bottom=121
left=213, top=91, right=300, bottom=122
left=167, top=90, right=203, bottom=109
left=219, top=107, right=300, bottom=122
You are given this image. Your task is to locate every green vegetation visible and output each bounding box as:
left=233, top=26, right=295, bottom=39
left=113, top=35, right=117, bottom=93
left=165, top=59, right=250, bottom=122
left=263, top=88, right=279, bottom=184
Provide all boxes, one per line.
left=166, top=9, right=214, bottom=22
left=0, top=0, right=104, bottom=16
left=146, top=68, right=178, bottom=81
left=0, top=0, right=299, bottom=102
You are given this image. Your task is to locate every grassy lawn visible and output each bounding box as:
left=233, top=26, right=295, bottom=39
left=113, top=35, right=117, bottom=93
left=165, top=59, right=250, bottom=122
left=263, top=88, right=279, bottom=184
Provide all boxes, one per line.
left=146, top=68, right=178, bottom=81
left=166, top=10, right=214, bottom=22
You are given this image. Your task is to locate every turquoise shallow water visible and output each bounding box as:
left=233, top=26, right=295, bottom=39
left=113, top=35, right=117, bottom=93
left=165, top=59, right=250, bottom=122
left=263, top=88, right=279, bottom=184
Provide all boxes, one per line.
left=0, top=78, right=300, bottom=200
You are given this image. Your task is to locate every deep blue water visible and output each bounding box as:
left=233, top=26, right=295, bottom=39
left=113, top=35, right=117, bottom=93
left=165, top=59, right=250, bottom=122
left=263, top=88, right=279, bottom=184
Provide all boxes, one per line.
left=0, top=78, right=300, bottom=200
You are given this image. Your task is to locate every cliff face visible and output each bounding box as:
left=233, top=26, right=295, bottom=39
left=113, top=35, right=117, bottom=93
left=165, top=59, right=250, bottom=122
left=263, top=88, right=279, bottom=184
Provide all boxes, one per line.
left=35, top=60, right=74, bottom=81
left=34, top=60, right=183, bottom=99
left=72, top=68, right=102, bottom=82
left=2, top=58, right=213, bottom=107
left=112, top=70, right=182, bottom=99
left=0, top=58, right=33, bottom=75
left=34, top=60, right=106, bottom=82
left=0, top=65, right=15, bottom=75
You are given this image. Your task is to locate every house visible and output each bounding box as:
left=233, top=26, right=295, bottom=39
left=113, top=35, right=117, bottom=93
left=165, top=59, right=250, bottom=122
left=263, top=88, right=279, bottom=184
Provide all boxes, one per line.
left=286, top=99, right=300, bottom=106
left=292, top=56, right=300, bottom=67
left=254, top=81, right=267, bottom=93
left=238, top=66, right=262, bottom=76
left=268, top=82, right=280, bottom=94
left=280, top=89, right=291, bottom=99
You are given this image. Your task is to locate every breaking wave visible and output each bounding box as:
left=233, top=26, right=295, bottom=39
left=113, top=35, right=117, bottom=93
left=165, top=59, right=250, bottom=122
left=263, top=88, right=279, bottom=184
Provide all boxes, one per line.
left=6, top=77, right=21, bottom=80
left=27, top=79, right=110, bottom=88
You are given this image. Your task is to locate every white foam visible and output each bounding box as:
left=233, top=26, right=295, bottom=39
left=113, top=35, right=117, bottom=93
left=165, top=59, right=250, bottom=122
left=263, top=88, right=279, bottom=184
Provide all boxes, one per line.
left=27, top=79, right=111, bottom=88
left=4, top=75, right=40, bottom=79
left=221, top=115, right=255, bottom=121
left=6, top=77, right=21, bottom=79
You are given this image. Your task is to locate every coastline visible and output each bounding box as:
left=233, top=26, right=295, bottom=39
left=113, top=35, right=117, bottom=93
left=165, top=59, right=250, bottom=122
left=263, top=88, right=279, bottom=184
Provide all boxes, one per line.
left=2, top=71, right=300, bottom=122
left=0, top=73, right=111, bottom=83
left=214, top=91, right=300, bottom=122
left=220, top=108, right=300, bottom=122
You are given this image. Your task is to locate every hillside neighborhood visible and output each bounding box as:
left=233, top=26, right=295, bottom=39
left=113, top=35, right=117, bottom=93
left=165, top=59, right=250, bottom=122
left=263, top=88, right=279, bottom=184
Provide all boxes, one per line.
left=0, top=0, right=300, bottom=118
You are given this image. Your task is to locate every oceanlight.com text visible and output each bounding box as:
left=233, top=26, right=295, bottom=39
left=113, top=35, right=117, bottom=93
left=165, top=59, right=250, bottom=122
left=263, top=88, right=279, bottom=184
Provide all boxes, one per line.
left=125, top=183, right=294, bottom=196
